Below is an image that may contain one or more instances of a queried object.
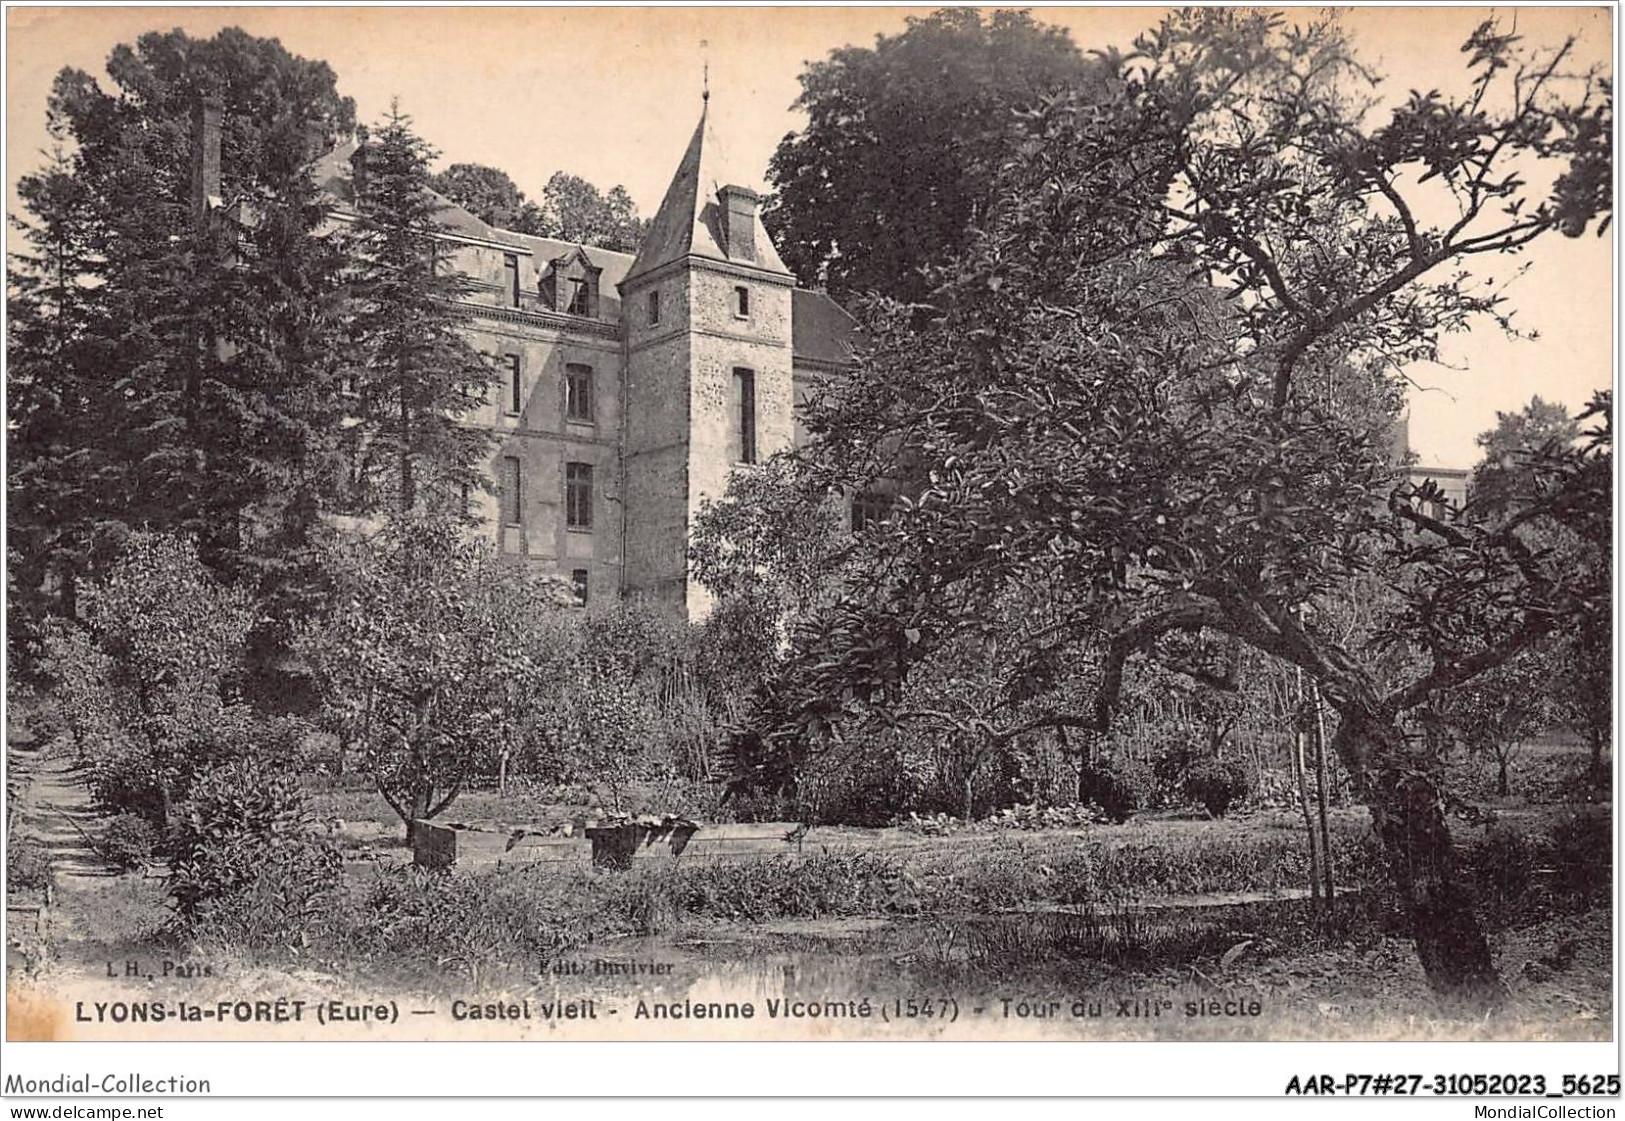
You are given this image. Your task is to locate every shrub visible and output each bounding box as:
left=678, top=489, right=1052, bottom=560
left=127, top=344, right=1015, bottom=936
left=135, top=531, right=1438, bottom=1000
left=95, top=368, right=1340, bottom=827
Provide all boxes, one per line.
left=82, top=705, right=267, bottom=825
left=1182, top=759, right=1252, bottom=818
left=1550, top=811, right=1610, bottom=903
left=83, top=738, right=166, bottom=824
left=1150, top=735, right=1204, bottom=801
left=1077, top=756, right=1154, bottom=823
left=6, top=835, right=52, bottom=894
left=168, top=759, right=341, bottom=948
left=1472, top=826, right=1538, bottom=910
left=99, top=813, right=159, bottom=871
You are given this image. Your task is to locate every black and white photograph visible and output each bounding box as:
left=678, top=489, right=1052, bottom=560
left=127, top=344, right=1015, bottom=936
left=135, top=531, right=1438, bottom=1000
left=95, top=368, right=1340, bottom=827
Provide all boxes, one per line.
left=1, top=0, right=1616, bottom=1094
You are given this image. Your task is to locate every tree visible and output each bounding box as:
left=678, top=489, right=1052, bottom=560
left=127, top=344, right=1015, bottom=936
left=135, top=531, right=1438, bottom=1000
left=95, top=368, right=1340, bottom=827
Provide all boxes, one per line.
left=729, top=11, right=1610, bottom=1010
left=766, top=7, right=1097, bottom=303
left=75, top=534, right=258, bottom=827
left=7, top=28, right=356, bottom=655
left=8, top=139, right=102, bottom=652
left=690, top=455, right=848, bottom=676
left=343, top=103, right=497, bottom=517
left=1469, top=398, right=1611, bottom=785
left=428, top=162, right=553, bottom=235
left=296, top=517, right=575, bottom=843
left=1438, top=648, right=1557, bottom=795
left=1472, top=397, right=1581, bottom=514
left=542, top=172, right=646, bottom=251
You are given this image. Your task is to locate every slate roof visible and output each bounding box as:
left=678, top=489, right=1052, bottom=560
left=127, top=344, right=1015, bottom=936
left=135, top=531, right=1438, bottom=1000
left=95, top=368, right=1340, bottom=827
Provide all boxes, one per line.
left=310, top=139, right=634, bottom=293
left=792, top=289, right=859, bottom=368
left=310, top=122, right=850, bottom=365
left=624, top=103, right=790, bottom=283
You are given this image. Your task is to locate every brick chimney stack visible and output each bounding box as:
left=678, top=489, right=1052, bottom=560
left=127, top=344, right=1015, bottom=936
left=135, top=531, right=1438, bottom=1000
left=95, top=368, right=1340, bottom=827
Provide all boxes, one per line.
left=717, top=184, right=761, bottom=263
left=192, top=92, right=224, bottom=227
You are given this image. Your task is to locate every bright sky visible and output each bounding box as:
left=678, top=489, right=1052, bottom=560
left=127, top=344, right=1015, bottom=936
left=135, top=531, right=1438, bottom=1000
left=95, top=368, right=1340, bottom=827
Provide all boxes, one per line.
left=6, top=5, right=1613, bottom=468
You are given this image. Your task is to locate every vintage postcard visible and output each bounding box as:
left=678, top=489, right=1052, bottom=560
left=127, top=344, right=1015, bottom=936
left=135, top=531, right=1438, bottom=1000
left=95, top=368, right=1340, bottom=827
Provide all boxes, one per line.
left=3, top=2, right=1614, bottom=1074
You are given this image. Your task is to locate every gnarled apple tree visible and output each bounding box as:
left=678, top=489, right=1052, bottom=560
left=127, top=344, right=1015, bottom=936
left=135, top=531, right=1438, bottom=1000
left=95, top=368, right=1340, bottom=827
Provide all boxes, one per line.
left=725, top=11, right=1610, bottom=1011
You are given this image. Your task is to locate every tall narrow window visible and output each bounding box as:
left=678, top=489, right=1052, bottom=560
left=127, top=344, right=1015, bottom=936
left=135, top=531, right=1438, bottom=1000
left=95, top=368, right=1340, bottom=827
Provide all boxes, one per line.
left=567, top=277, right=592, bottom=317
left=565, top=462, right=594, bottom=529
left=733, top=285, right=750, bottom=318
left=647, top=289, right=661, bottom=326
left=571, top=569, right=590, bottom=606
left=504, top=354, right=522, bottom=415
left=732, top=368, right=757, bottom=465
left=500, top=456, right=522, bottom=526
left=565, top=364, right=595, bottom=423
left=504, top=254, right=520, bottom=307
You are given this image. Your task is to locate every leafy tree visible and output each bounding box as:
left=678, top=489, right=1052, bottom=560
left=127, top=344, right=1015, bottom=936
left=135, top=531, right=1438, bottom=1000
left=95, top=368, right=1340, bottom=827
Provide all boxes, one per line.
left=691, top=455, right=848, bottom=678
left=1437, top=648, right=1557, bottom=795
left=7, top=28, right=356, bottom=655
left=72, top=534, right=258, bottom=827
left=731, top=12, right=1611, bottom=1009
left=296, top=517, right=575, bottom=843
left=428, top=162, right=553, bottom=235
left=1469, top=397, right=1611, bottom=784
left=542, top=171, right=646, bottom=251
left=343, top=103, right=497, bottom=517
left=766, top=7, right=1096, bottom=302
left=1472, top=397, right=1581, bottom=514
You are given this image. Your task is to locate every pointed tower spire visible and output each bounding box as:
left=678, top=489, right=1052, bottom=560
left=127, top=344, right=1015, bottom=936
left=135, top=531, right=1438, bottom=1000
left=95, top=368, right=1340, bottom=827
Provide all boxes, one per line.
left=623, top=95, right=789, bottom=282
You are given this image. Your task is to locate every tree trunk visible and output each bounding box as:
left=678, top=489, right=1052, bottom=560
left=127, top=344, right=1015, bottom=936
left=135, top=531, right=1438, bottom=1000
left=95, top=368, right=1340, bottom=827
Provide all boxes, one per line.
left=60, top=560, right=78, bottom=620
left=157, top=776, right=174, bottom=831
left=1336, top=710, right=1505, bottom=1012
left=1312, top=685, right=1335, bottom=912
left=1497, top=756, right=1510, bottom=797
left=1292, top=670, right=1322, bottom=908
left=405, top=787, right=431, bottom=847
left=1291, top=725, right=1322, bottom=908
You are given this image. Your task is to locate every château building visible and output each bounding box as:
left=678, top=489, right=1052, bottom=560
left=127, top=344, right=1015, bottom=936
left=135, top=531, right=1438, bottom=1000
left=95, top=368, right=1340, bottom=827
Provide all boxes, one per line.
left=289, top=99, right=856, bottom=619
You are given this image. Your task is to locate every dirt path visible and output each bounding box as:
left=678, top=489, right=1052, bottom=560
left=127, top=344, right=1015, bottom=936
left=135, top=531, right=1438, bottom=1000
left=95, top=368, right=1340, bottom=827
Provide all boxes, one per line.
left=8, top=733, right=117, bottom=888
left=6, top=728, right=123, bottom=990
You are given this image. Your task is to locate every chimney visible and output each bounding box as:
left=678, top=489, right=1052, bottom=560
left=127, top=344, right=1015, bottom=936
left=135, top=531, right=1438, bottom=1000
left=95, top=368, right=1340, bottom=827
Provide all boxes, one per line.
left=717, top=184, right=762, bottom=263
left=191, top=92, right=224, bottom=226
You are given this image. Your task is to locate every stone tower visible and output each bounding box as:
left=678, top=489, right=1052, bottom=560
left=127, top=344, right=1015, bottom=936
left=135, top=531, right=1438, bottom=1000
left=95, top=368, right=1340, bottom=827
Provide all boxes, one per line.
left=618, top=102, right=797, bottom=619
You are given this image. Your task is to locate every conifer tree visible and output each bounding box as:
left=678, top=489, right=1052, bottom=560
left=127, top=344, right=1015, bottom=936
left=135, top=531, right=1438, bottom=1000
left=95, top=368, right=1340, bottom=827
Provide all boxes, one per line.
left=342, top=102, right=496, bottom=519
left=7, top=135, right=104, bottom=652
left=8, top=30, right=356, bottom=657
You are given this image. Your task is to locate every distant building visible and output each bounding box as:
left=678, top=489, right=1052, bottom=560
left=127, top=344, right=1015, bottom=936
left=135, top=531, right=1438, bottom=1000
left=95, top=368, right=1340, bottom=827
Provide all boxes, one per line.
left=1392, top=413, right=1472, bottom=517
left=198, top=96, right=857, bottom=620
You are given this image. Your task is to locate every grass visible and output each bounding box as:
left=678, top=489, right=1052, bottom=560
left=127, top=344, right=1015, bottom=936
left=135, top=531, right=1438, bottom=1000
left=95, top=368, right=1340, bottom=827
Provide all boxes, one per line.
left=54, top=738, right=1610, bottom=1013
left=174, top=803, right=1610, bottom=989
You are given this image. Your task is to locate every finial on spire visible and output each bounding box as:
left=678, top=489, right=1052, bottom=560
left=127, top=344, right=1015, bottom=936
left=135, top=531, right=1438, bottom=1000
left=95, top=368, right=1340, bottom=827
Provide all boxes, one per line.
left=701, top=40, right=710, bottom=103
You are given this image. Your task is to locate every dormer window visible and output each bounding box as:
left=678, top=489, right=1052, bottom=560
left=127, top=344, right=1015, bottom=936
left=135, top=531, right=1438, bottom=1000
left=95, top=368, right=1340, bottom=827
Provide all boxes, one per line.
left=733, top=285, right=750, bottom=319
left=542, top=248, right=602, bottom=319
left=648, top=289, right=661, bottom=326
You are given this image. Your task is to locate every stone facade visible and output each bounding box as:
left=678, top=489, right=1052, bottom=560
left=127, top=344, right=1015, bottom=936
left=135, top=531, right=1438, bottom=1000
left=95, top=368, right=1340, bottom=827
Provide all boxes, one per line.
left=307, top=103, right=855, bottom=618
